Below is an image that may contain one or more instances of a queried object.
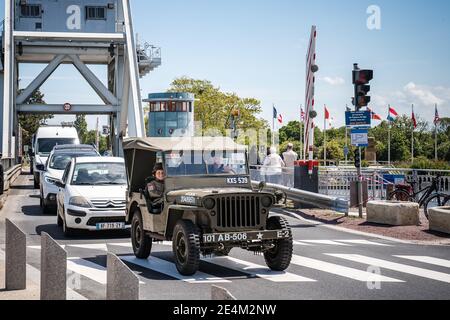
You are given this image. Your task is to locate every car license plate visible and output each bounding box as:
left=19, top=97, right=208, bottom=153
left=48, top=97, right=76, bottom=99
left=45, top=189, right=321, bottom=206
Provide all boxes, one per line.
left=96, top=222, right=125, bottom=230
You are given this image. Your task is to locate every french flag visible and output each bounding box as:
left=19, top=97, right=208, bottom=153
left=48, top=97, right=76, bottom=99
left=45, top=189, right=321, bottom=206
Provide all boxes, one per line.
left=387, top=107, right=399, bottom=122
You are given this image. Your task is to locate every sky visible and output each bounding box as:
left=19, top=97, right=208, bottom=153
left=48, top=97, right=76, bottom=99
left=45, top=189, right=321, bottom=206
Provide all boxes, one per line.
left=3, top=0, right=450, bottom=130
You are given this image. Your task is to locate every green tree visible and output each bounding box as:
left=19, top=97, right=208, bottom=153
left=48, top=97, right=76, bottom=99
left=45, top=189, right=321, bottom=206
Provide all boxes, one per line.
left=168, top=77, right=268, bottom=135
left=74, top=115, right=88, bottom=143
left=18, top=90, right=53, bottom=148
left=84, top=130, right=108, bottom=154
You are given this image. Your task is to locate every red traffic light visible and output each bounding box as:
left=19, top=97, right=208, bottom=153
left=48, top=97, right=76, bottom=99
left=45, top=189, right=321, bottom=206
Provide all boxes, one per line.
left=353, top=70, right=373, bottom=85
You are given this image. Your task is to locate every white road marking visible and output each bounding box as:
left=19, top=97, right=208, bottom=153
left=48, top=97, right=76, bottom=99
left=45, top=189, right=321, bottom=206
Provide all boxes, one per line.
left=28, top=245, right=66, bottom=250
left=293, top=241, right=312, bottom=246
left=298, top=240, right=351, bottom=246
left=67, top=244, right=108, bottom=251
left=67, top=257, right=108, bottom=285
left=394, top=256, right=450, bottom=269
left=291, top=255, right=403, bottom=282
left=335, top=240, right=391, bottom=247
left=328, top=254, right=450, bottom=284
left=204, top=256, right=316, bottom=283
left=121, top=255, right=230, bottom=283
left=67, top=257, right=144, bottom=285
left=108, top=242, right=132, bottom=248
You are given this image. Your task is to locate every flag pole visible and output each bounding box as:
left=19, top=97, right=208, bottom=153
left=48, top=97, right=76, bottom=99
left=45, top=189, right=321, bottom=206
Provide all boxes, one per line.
left=324, top=105, right=327, bottom=166
left=300, top=105, right=303, bottom=160
left=435, top=104, right=438, bottom=162
left=345, top=105, right=349, bottom=164
left=411, top=104, right=414, bottom=164
left=388, top=104, right=391, bottom=166
left=272, top=104, right=275, bottom=147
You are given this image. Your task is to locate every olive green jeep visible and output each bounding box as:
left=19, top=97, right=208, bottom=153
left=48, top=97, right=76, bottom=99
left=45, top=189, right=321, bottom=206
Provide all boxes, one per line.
left=123, top=137, right=293, bottom=276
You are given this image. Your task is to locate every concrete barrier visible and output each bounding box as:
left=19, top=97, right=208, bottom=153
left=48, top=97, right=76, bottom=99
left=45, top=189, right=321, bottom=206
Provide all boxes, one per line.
left=41, top=232, right=67, bottom=300
left=211, top=285, right=236, bottom=300
left=428, top=206, right=450, bottom=235
left=106, top=253, right=139, bottom=300
left=5, top=219, right=26, bottom=290
left=367, top=201, right=420, bottom=226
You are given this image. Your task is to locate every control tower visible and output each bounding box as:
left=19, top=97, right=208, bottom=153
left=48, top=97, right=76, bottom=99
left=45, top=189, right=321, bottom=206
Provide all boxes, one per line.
left=144, top=92, right=195, bottom=137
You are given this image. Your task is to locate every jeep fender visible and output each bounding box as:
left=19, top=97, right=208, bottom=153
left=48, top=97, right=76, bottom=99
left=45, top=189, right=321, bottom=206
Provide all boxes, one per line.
left=127, top=201, right=140, bottom=224
left=165, top=208, right=199, bottom=239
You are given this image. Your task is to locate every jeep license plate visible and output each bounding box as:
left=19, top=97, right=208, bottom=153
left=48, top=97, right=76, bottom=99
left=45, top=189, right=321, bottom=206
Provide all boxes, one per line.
left=202, top=230, right=290, bottom=244
left=96, top=222, right=125, bottom=230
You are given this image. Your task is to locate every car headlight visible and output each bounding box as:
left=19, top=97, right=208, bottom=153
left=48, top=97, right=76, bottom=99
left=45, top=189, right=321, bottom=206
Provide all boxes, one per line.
left=69, top=196, right=92, bottom=208
left=45, top=177, right=58, bottom=185
left=261, top=196, right=273, bottom=208
left=203, top=198, right=216, bottom=210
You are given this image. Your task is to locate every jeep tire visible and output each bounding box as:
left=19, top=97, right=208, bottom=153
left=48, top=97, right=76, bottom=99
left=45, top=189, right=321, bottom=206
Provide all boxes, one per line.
left=264, top=216, right=293, bottom=271
left=172, top=220, right=201, bottom=276
left=131, top=209, right=152, bottom=259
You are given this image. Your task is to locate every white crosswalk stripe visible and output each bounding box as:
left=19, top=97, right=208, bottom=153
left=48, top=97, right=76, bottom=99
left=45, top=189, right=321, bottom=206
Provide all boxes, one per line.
left=121, top=255, right=230, bottom=284
left=67, top=257, right=108, bottom=285
left=298, top=240, right=351, bottom=246
left=203, top=256, right=316, bottom=283
left=335, top=240, right=391, bottom=247
left=394, top=256, right=450, bottom=268
left=68, top=244, right=108, bottom=251
left=327, top=254, right=450, bottom=284
left=290, top=255, right=403, bottom=282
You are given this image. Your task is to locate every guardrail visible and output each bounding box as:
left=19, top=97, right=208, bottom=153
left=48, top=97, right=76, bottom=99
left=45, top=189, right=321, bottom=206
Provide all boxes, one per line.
left=2, top=164, right=22, bottom=194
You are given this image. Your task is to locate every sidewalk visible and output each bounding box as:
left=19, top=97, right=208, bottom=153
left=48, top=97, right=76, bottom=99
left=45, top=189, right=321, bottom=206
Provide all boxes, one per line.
left=0, top=249, right=40, bottom=300
left=289, top=207, right=450, bottom=245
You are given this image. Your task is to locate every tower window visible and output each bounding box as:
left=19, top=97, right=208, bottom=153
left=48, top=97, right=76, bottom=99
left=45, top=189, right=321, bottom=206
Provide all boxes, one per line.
left=86, top=6, right=106, bottom=20
left=20, top=4, right=42, bottom=18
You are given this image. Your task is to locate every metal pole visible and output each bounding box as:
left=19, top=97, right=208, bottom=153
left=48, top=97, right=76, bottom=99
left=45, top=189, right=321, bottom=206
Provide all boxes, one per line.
left=411, top=104, right=414, bottom=164
left=324, top=107, right=327, bottom=167
left=388, top=121, right=391, bottom=166
left=354, top=64, right=363, bottom=218
left=435, top=104, right=438, bottom=161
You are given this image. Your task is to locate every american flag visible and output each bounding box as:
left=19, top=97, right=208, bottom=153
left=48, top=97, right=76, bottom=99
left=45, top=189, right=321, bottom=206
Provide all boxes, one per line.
left=434, top=105, right=441, bottom=125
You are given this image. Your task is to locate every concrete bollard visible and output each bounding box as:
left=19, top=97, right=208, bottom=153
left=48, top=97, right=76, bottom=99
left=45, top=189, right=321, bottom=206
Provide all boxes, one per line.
left=41, top=232, right=67, bottom=300
left=211, top=285, right=237, bottom=300
left=106, top=253, right=139, bottom=300
left=5, top=219, right=27, bottom=290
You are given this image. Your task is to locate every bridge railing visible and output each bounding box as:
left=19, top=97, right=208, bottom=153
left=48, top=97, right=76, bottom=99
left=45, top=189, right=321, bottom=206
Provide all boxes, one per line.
left=250, top=166, right=450, bottom=202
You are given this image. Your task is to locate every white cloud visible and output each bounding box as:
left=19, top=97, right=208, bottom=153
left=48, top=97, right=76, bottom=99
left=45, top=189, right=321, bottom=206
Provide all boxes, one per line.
left=403, top=82, right=445, bottom=106
left=321, top=76, right=345, bottom=86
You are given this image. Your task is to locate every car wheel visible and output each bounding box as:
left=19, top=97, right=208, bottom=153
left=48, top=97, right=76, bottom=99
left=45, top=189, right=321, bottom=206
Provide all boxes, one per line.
left=264, top=216, right=293, bottom=271
left=131, top=209, right=152, bottom=259
left=172, top=220, right=200, bottom=276
left=62, top=210, right=76, bottom=237
left=57, top=212, right=63, bottom=227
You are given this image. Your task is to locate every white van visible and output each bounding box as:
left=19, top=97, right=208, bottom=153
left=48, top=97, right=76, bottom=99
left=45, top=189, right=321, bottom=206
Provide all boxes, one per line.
left=32, top=126, right=80, bottom=188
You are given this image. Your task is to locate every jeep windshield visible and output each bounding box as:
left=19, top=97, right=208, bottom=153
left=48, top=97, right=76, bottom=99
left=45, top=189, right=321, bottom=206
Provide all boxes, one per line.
left=165, top=151, right=247, bottom=176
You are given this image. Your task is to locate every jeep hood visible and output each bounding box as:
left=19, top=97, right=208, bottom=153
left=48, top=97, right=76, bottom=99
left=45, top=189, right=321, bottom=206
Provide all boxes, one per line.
left=167, top=188, right=258, bottom=198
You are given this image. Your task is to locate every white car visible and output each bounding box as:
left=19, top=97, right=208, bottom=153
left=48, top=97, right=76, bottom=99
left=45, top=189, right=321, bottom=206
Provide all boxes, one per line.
left=40, top=146, right=100, bottom=214
left=56, top=157, right=128, bottom=236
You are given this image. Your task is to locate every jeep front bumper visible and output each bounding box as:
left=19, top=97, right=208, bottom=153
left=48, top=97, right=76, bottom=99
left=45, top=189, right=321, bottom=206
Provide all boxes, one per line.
left=202, top=229, right=291, bottom=244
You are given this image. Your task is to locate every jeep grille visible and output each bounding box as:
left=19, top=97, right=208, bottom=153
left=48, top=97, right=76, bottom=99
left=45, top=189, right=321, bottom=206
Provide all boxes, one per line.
left=216, top=195, right=261, bottom=228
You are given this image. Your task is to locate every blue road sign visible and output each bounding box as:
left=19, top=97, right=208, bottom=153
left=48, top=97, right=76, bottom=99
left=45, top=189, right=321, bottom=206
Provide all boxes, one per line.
left=351, top=128, right=369, bottom=147
left=346, top=111, right=371, bottom=127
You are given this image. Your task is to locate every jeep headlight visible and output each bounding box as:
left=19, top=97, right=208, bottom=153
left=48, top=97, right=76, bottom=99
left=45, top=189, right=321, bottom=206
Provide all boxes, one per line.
left=69, top=196, right=91, bottom=208
left=261, top=196, right=273, bottom=208
left=203, top=198, right=216, bottom=210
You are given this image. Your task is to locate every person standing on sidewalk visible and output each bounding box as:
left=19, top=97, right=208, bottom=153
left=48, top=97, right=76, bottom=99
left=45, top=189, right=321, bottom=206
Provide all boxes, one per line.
left=262, top=147, right=285, bottom=185
left=282, top=143, right=298, bottom=187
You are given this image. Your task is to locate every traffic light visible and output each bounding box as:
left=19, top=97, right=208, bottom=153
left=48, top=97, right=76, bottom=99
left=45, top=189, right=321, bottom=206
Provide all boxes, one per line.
left=352, top=69, right=373, bottom=110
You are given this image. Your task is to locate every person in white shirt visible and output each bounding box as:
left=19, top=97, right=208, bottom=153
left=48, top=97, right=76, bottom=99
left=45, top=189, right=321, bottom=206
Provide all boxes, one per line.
left=262, top=147, right=285, bottom=185
left=282, top=143, right=298, bottom=187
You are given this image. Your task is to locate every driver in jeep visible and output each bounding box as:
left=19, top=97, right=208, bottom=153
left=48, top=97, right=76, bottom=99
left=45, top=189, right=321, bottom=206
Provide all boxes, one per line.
left=145, top=163, right=165, bottom=213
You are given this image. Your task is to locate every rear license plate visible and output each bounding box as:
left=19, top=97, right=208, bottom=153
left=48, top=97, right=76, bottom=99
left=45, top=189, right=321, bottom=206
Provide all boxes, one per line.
left=96, top=222, right=125, bottom=230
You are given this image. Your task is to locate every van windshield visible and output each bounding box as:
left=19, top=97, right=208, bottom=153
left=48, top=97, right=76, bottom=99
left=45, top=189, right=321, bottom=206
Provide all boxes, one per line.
left=37, top=138, right=77, bottom=155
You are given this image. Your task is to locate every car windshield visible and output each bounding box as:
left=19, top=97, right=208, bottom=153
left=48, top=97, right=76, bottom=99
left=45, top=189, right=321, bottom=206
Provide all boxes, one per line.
left=49, top=152, right=98, bottom=170
left=165, top=151, right=247, bottom=176
left=37, top=138, right=77, bottom=155
left=71, top=162, right=127, bottom=186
